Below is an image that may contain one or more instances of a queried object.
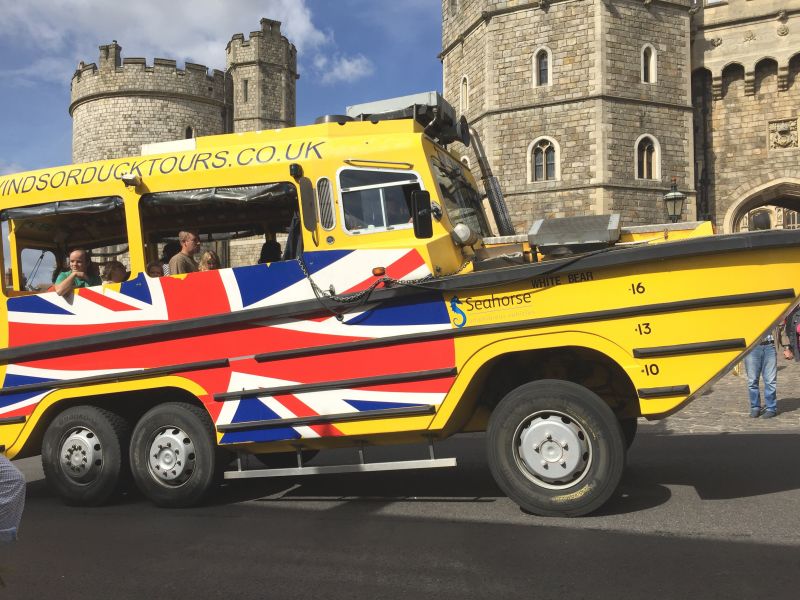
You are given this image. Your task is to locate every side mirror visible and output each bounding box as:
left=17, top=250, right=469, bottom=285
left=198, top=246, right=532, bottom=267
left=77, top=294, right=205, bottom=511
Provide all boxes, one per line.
left=411, top=190, right=433, bottom=239
left=298, top=177, right=318, bottom=233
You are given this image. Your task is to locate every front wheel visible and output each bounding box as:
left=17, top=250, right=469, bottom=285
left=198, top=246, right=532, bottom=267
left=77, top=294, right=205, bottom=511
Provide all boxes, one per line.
left=129, top=403, right=222, bottom=507
left=487, top=379, right=625, bottom=517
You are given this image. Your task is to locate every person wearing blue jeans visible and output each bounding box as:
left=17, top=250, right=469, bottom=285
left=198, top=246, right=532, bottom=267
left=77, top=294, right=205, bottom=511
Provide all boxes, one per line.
left=744, top=333, right=778, bottom=418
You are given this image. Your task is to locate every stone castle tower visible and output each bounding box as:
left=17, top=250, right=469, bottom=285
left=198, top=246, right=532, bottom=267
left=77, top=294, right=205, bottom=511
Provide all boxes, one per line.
left=442, top=0, right=800, bottom=233
left=70, top=18, right=297, bottom=164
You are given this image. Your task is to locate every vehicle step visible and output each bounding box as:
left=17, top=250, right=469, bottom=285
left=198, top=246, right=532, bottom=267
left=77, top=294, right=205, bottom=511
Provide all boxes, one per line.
left=224, top=457, right=457, bottom=480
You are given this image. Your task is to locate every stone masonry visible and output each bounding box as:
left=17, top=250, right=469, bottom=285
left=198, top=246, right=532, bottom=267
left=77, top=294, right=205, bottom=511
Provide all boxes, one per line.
left=442, top=0, right=800, bottom=234
left=70, top=18, right=297, bottom=164
left=692, top=1, right=800, bottom=232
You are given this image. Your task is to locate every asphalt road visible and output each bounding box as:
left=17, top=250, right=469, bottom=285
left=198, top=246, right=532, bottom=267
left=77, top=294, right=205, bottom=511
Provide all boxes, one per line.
left=3, top=430, right=800, bottom=599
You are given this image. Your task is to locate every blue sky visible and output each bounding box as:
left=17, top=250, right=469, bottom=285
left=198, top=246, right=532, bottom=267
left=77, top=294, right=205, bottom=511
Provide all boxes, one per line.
left=0, top=0, right=443, bottom=175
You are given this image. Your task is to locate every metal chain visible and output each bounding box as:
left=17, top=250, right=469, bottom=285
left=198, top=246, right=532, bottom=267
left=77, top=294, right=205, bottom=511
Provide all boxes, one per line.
left=296, top=253, right=473, bottom=318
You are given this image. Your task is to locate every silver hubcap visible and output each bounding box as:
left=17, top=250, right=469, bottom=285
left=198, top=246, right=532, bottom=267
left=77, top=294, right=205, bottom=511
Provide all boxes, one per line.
left=148, top=426, right=196, bottom=486
left=59, top=427, right=103, bottom=483
left=514, top=411, right=591, bottom=489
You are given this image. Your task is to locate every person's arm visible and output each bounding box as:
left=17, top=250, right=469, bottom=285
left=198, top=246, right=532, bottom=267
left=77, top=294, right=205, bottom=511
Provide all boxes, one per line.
left=54, top=271, right=83, bottom=296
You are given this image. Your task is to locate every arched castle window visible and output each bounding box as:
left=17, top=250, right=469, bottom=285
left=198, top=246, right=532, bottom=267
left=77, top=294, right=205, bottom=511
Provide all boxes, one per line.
left=635, top=134, right=661, bottom=180
left=784, top=209, right=799, bottom=230
left=527, top=137, right=560, bottom=182
left=243, top=79, right=249, bottom=103
left=789, top=53, right=800, bottom=89
left=641, top=44, right=657, bottom=83
left=460, top=76, right=469, bottom=115
left=721, top=63, right=745, bottom=98
left=754, top=58, right=778, bottom=96
left=185, top=126, right=194, bottom=139
left=449, top=0, right=459, bottom=16
left=460, top=156, right=471, bottom=169
left=533, top=47, right=552, bottom=87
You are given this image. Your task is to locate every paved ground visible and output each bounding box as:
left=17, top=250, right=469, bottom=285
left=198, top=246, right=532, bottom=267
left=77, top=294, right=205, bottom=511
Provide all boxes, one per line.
left=3, top=362, right=800, bottom=599
left=642, top=360, right=800, bottom=434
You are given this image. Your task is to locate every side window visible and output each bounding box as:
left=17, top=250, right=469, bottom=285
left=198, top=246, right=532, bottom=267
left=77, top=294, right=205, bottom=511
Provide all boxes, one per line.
left=338, top=169, right=421, bottom=234
left=20, top=248, right=57, bottom=292
left=533, top=47, right=552, bottom=87
left=641, top=44, right=657, bottom=84
left=139, top=182, right=299, bottom=271
left=0, top=196, right=128, bottom=295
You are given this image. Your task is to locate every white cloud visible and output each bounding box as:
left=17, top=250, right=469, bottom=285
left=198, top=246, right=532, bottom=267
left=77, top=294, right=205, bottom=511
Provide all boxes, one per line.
left=0, top=0, right=371, bottom=85
left=319, top=55, right=375, bottom=85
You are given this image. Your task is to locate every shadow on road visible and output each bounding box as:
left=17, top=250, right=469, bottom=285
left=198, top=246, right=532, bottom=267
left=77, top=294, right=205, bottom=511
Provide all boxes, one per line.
left=20, top=431, right=800, bottom=517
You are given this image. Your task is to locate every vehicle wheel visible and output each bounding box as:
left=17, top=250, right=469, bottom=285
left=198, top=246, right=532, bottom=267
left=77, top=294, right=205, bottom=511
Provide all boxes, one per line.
left=487, top=379, right=625, bottom=517
left=619, top=417, right=638, bottom=449
left=129, top=402, right=221, bottom=508
left=41, top=406, right=130, bottom=506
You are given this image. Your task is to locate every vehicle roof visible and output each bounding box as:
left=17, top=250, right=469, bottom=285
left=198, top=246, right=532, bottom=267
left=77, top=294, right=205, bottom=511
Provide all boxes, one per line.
left=0, top=118, right=430, bottom=206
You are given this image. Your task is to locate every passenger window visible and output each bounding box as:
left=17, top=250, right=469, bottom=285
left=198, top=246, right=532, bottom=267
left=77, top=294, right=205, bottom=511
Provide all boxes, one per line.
left=339, top=169, right=420, bottom=234
left=139, top=182, right=300, bottom=269
left=0, top=196, right=128, bottom=295
left=19, top=248, right=57, bottom=292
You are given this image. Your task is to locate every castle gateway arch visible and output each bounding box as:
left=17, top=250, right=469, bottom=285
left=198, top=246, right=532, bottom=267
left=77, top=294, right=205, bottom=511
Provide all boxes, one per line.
left=723, top=177, right=800, bottom=233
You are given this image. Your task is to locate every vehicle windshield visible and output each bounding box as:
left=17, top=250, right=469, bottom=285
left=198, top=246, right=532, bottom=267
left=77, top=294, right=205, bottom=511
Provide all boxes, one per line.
left=430, top=150, right=492, bottom=237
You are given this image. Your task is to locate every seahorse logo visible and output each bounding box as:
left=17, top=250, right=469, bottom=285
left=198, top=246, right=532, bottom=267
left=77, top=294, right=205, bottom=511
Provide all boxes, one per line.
left=450, top=296, right=467, bottom=328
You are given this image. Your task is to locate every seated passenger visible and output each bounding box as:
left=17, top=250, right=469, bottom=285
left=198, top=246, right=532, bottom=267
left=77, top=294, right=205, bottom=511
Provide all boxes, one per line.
left=168, top=231, right=201, bottom=274
left=160, top=241, right=181, bottom=276
left=258, top=234, right=282, bottom=264
left=199, top=250, right=221, bottom=271
left=54, top=249, right=102, bottom=296
left=101, top=260, right=127, bottom=283
left=146, top=260, right=163, bottom=278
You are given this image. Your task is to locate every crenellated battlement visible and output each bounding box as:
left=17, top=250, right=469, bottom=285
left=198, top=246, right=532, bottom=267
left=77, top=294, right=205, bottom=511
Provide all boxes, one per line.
left=70, top=42, right=227, bottom=116
left=70, top=18, right=297, bottom=164
left=226, top=18, right=297, bottom=73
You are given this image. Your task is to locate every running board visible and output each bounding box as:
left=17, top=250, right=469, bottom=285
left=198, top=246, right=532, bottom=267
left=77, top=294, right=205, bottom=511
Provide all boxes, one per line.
left=224, top=457, right=457, bottom=480
left=224, top=438, right=456, bottom=480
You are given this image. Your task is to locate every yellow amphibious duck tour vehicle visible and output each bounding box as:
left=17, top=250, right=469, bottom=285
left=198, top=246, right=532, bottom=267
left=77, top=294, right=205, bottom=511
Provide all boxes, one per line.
left=0, top=92, right=798, bottom=516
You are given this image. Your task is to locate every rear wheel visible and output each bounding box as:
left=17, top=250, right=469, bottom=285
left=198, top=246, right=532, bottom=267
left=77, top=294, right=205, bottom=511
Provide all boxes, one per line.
left=129, top=403, right=222, bottom=507
left=41, top=406, right=130, bottom=506
left=487, top=379, right=625, bottom=517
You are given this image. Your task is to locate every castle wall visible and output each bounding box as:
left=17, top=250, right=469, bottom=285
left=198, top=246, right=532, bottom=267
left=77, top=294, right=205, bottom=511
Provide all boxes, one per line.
left=691, top=0, right=800, bottom=231
left=226, top=19, right=298, bottom=132
left=441, top=0, right=695, bottom=233
left=71, top=19, right=297, bottom=164
left=70, top=45, right=227, bottom=163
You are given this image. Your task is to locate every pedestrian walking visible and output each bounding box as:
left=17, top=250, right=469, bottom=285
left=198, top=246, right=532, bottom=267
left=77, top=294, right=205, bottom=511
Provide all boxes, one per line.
left=0, top=454, right=25, bottom=542
left=744, top=330, right=778, bottom=418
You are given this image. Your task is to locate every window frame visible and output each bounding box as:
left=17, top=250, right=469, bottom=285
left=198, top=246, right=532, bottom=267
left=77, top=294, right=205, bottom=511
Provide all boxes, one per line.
left=335, top=166, right=425, bottom=237
left=533, top=46, right=553, bottom=88
left=641, top=44, right=657, bottom=84
left=634, top=134, right=661, bottom=181
left=460, top=76, right=469, bottom=115
left=527, top=136, right=561, bottom=183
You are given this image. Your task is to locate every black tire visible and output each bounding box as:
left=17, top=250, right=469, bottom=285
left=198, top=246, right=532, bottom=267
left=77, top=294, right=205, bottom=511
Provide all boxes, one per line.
left=487, top=379, right=625, bottom=517
left=129, top=402, right=221, bottom=508
left=41, top=406, right=130, bottom=506
left=619, top=417, right=638, bottom=449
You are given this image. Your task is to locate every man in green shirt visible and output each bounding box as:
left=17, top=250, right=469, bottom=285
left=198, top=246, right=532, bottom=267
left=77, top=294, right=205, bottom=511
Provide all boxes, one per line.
left=54, top=249, right=102, bottom=296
